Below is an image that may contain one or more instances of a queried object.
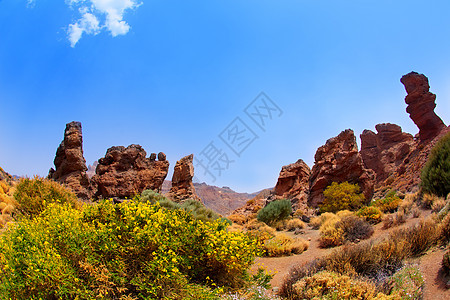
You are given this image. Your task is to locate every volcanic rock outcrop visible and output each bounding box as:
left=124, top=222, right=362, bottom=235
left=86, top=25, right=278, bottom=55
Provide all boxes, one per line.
left=48, top=121, right=93, bottom=199
left=360, top=123, right=414, bottom=183
left=309, top=129, right=375, bottom=208
left=167, top=154, right=201, bottom=203
left=401, top=72, right=446, bottom=142
left=273, top=159, right=310, bottom=211
left=92, top=145, right=169, bottom=199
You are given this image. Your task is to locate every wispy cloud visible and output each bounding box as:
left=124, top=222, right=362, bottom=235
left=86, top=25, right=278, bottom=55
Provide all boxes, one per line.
left=28, top=0, right=142, bottom=47
left=67, top=0, right=142, bottom=47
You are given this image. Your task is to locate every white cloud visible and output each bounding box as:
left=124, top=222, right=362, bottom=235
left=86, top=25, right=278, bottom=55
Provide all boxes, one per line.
left=68, top=10, right=101, bottom=47
left=66, top=0, right=142, bottom=46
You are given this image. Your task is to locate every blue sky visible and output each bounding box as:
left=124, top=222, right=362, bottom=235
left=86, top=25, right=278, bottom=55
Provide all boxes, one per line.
left=0, top=0, right=449, bottom=193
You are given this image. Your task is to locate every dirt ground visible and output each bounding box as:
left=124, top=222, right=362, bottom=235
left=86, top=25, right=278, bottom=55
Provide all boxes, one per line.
left=250, top=209, right=450, bottom=299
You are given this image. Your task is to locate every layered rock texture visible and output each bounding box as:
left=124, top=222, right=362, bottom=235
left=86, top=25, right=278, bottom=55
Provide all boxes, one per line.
left=167, top=154, right=201, bottom=203
left=92, top=145, right=169, bottom=199
left=309, top=129, right=375, bottom=208
left=360, top=123, right=414, bottom=183
left=273, top=159, right=310, bottom=212
left=401, top=72, right=446, bottom=142
left=48, top=121, right=93, bottom=200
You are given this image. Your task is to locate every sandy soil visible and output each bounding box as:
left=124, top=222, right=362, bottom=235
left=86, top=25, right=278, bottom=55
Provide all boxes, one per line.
left=250, top=209, right=449, bottom=300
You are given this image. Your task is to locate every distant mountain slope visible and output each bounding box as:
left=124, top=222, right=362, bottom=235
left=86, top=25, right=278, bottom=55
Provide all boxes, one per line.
left=162, top=180, right=261, bottom=216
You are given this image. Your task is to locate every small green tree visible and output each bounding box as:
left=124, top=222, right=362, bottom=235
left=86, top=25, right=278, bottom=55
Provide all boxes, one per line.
left=421, top=132, right=450, bottom=197
left=320, top=182, right=365, bottom=213
left=257, top=199, right=292, bottom=225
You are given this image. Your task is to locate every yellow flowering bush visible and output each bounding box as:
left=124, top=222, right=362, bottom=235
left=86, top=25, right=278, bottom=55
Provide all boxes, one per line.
left=0, top=199, right=261, bottom=299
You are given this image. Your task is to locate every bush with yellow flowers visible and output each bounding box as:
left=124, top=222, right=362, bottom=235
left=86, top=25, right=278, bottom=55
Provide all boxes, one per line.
left=0, top=199, right=261, bottom=299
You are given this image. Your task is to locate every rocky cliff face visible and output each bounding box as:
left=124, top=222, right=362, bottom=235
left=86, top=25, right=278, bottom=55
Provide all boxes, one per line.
left=48, top=121, right=93, bottom=199
left=167, top=154, right=201, bottom=203
left=273, top=159, right=310, bottom=212
left=360, top=123, right=414, bottom=183
left=401, top=72, right=446, bottom=142
left=92, top=145, right=169, bottom=199
left=309, top=129, right=375, bottom=208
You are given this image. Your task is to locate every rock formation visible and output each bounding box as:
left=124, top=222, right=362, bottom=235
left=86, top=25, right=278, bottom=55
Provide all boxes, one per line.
left=360, top=123, right=414, bottom=183
left=167, top=154, right=201, bottom=203
left=48, top=121, right=93, bottom=199
left=309, top=129, right=375, bottom=208
left=92, top=145, right=169, bottom=199
left=401, top=72, right=446, bottom=142
left=0, top=167, right=13, bottom=184
left=273, top=159, right=310, bottom=212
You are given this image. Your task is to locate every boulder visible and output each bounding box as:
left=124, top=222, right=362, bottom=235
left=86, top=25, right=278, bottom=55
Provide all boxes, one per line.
left=360, top=123, right=414, bottom=183
left=273, top=159, right=310, bottom=212
left=309, top=129, right=375, bottom=207
left=401, top=72, right=446, bottom=142
left=167, top=154, right=201, bottom=203
left=48, top=121, right=94, bottom=199
left=92, top=145, right=169, bottom=199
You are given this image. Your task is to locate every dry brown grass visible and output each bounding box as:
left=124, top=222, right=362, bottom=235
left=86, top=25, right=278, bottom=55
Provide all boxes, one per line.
left=264, top=233, right=309, bottom=257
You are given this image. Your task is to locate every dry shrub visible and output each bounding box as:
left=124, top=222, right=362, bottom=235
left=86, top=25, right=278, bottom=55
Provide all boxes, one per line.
left=389, top=218, right=439, bottom=257
left=382, top=210, right=407, bottom=229
left=443, top=249, right=450, bottom=275
left=421, top=193, right=441, bottom=209
left=227, top=223, right=244, bottom=233
left=432, top=198, right=446, bottom=213
left=310, top=212, right=339, bottom=229
left=338, top=214, right=374, bottom=243
left=286, top=218, right=306, bottom=231
left=264, top=233, right=309, bottom=257
left=293, top=208, right=304, bottom=217
left=292, top=271, right=384, bottom=300
left=280, top=217, right=438, bottom=299
left=319, top=214, right=373, bottom=248
left=439, top=214, right=450, bottom=244
left=0, top=202, right=6, bottom=211
left=411, top=204, right=421, bottom=218
left=1, top=204, right=14, bottom=215
left=228, top=214, right=248, bottom=225
left=245, top=220, right=276, bottom=243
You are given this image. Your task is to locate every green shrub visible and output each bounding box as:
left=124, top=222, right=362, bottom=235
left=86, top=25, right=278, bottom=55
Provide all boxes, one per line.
left=421, top=132, right=450, bottom=197
left=13, top=176, right=80, bottom=218
left=320, top=182, right=365, bottom=213
left=139, top=190, right=222, bottom=223
left=0, top=200, right=261, bottom=299
left=256, top=199, right=292, bottom=225
left=357, top=206, right=383, bottom=224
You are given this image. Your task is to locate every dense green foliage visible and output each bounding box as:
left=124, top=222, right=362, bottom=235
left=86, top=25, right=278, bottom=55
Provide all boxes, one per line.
left=320, top=182, right=365, bottom=213
left=139, top=189, right=223, bottom=223
left=13, top=176, right=79, bottom=218
left=256, top=199, right=292, bottom=225
left=0, top=200, right=261, bottom=299
left=421, top=132, right=450, bottom=197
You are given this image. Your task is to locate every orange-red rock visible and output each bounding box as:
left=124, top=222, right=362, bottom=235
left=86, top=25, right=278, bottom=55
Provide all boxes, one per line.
left=92, top=145, right=169, bottom=199
left=273, top=159, right=310, bottom=212
left=309, top=129, right=375, bottom=207
left=167, top=154, right=201, bottom=203
left=48, top=121, right=94, bottom=199
left=401, top=72, right=446, bottom=142
left=360, top=123, right=414, bottom=183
